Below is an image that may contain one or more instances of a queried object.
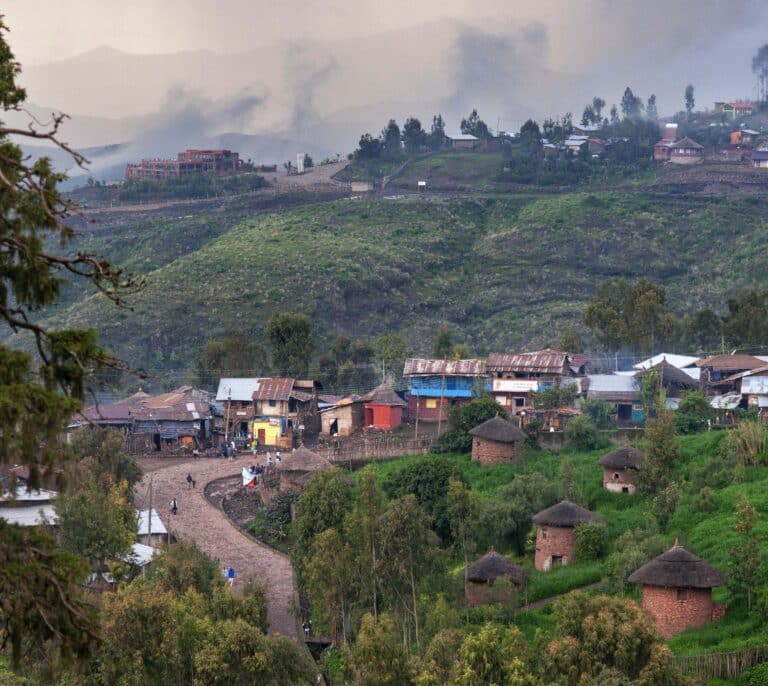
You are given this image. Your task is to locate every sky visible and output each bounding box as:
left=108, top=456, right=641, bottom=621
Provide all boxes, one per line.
left=4, top=1, right=768, bottom=166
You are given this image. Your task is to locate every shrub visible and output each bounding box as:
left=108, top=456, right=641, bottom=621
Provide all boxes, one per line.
left=564, top=415, right=600, bottom=451
left=737, top=662, right=768, bottom=686
left=581, top=398, right=616, bottom=429
left=692, top=486, right=715, bottom=513
left=723, top=420, right=768, bottom=466
left=574, top=523, right=609, bottom=562
left=650, top=481, right=681, bottom=530
left=605, top=529, right=665, bottom=593
left=432, top=397, right=501, bottom=454
left=523, top=419, right=543, bottom=449
left=674, top=390, right=714, bottom=434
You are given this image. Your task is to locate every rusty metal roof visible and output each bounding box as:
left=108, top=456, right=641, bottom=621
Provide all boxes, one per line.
left=79, top=387, right=212, bottom=424
left=403, top=358, right=486, bottom=377
left=697, top=354, right=765, bottom=371
left=487, top=349, right=571, bottom=374
left=253, top=378, right=295, bottom=401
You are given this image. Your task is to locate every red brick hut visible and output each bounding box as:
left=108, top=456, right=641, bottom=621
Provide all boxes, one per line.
left=533, top=500, right=604, bottom=571
left=468, top=416, right=526, bottom=465
left=597, top=446, right=643, bottom=494
left=628, top=542, right=727, bottom=638
left=461, top=550, right=524, bottom=606
left=363, top=383, right=406, bottom=430
left=276, top=446, right=332, bottom=492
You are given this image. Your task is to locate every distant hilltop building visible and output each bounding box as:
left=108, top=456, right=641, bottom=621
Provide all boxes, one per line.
left=125, top=149, right=242, bottom=180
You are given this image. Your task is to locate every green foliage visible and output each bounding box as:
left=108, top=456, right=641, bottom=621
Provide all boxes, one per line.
left=605, top=529, right=665, bottom=594
left=692, top=486, right=715, bottom=513
left=639, top=409, right=681, bottom=495
left=639, top=370, right=664, bottom=420
left=728, top=495, right=763, bottom=611
left=580, top=398, right=615, bottom=429
left=383, top=456, right=467, bottom=542
left=558, top=457, right=582, bottom=503
left=737, top=662, right=768, bottom=686
left=450, top=623, right=536, bottom=686
left=674, top=390, right=714, bottom=434
left=150, top=540, right=223, bottom=599
left=574, top=523, right=608, bottom=562
left=266, top=312, right=314, bottom=377
left=523, top=419, right=544, bottom=449
left=69, top=426, right=142, bottom=493
left=650, top=481, right=681, bottom=531
left=534, top=383, right=578, bottom=410
left=433, top=397, right=505, bottom=454
left=56, top=475, right=136, bottom=570
left=196, top=329, right=268, bottom=388
left=564, top=415, right=600, bottom=451
left=350, top=613, right=413, bottom=686
left=375, top=333, right=407, bottom=381
left=723, top=290, right=768, bottom=348
left=723, top=420, right=768, bottom=466
left=433, top=323, right=453, bottom=359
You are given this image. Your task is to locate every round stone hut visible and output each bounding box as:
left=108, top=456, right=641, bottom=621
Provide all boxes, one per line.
left=468, top=416, right=526, bottom=465
left=276, top=446, right=332, bottom=492
left=460, top=549, right=524, bottom=606
left=628, top=541, right=727, bottom=638
left=597, top=446, right=643, bottom=493
left=532, top=500, right=604, bottom=571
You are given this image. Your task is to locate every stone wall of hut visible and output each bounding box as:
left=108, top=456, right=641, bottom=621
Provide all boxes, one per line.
left=464, top=580, right=518, bottom=607
left=641, top=585, right=717, bottom=638
left=602, top=467, right=638, bottom=493
left=471, top=437, right=520, bottom=465
left=535, top=525, right=575, bottom=571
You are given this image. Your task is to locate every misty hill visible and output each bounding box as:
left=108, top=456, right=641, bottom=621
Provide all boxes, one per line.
left=36, top=177, right=768, bottom=380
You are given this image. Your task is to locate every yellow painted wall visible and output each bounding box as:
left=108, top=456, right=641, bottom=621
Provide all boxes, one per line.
left=252, top=420, right=281, bottom=446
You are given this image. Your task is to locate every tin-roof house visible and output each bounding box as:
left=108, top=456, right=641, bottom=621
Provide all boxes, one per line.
left=404, top=358, right=487, bottom=423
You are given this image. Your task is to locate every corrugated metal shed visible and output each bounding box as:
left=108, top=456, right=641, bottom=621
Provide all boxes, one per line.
left=136, top=508, right=168, bottom=536
left=487, top=350, right=570, bottom=374
left=216, top=378, right=264, bottom=402
left=253, top=378, right=295, bottom=401
left=403, top=358, right=486, bottom=377
left=586, top=374, right=639, bottom=402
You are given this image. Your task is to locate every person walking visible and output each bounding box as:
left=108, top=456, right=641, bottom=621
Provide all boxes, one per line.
left=186, top=473, right=193, bottom=490
left=227, top=566, right=235, bottom=588
left=170, top=498, right=178, bottom=515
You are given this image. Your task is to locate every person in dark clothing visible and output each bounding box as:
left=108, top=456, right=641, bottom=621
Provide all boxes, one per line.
left=170, top=498, right=178, bottom=515
left=186, top=473, right=193, bottom=489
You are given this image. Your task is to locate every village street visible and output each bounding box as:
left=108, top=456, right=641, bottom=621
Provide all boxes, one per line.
left=134, top=457, right=301, bottom=642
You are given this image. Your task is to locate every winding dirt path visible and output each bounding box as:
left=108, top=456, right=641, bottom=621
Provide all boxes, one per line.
left=134, top=457, right=300, bottom=641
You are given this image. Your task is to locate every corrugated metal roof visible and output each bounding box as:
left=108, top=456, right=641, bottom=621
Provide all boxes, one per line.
left=633, top=353, right=700, bottom=370
left=487, top=350, right=570, bottom=374
left=697, top=355, right=765, bottom=371
left=0, top=504, right=57, bottom=526
left=253, top=378, right=295, bottom=401
left=216, top=378, right=264, bottom=402
left=710, top=394, right=741, bottom=409
left=136, top=508, right=168, bottom=536
left=403, top=358, right=486, bottom=377
left=742, top=376, right=768, bottom=394
left=587, top=374, right=639, bottom=392
left=127, top=543, right=157, bottom=566
left=446, top=132, right=479, bottom=141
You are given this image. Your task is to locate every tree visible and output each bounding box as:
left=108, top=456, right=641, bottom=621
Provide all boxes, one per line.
left=545, top=592, right=686, bottom=685
left=592, top=97, right=606, bottom=120
left=639, top=369, right=663, bottom=420
left=752, top=44, right=768, bottom=103
left=729, top=495, right=762, bottom=611
left=381, top=119, right=402, bottom=156
left=56, top=475, right=136, bottom=573
left=197, top=329, right=268, bottom=388
left=70, top=426, right=142, bottom=493
left=450, top=623, right=535, bottom=686
left=574, top=523, right=608, bottom=562
left=383, top=456, right=468, bottom=542
left=558, top=457, right=582, bottom=502
left=581, top=398, right=615, bottom=429
left=534, top=383, right=578, bottom=410
left=581, top=105, right=596, bottom=127
left=266, top=312, right=314, bottom=377
left=379, top=495, right=439, bottom=648
left=609, top=104, right=620, bottom=125
left=650, top=481, right=681, bottom=530
left=638, top=409, right=681, bottom=495
left=356, top=133, right=382, bottom=160
left=427, top=114, right=446, bottom=151
left=519, top=119, right=541, bottom=150
left=722, top=289, right=768, bottom=348
left=564, top=415, right=600, bottom=451
left=351, top=613, right=413, bottom=686
left=646, top=94, right=658, bottom=121
left=674, top=390, right=713, bottom=434
left=433, top=324, right=453, bottom=359
left=447, top=478, right=480, bottom=596
left=684, top=84, right=695, bottom=119
left=559, top=328, right=584, bottom=353
left=432, top=397, right=502, bottom=455
left=460, top=109, right=490, bottom=139
left=682, top=308, right=723, bottom=352
left=303, top=154, right=314, bottom=169
left=620, top=87, right=643, bottom=120
left=375, top=333, right=406, bottom=381
left=403, top=117, right=427, bottom=153
left=0, top=18, right=141, bottom=665
left=151, top=540, right=223, bottom=599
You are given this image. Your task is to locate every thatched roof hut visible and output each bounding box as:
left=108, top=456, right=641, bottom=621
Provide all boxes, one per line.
left=462, top=550, right=524, bottom=585
left=277, top=446, right=332, bottom=474
left=363, top=383, right=406, bottom=407
left=628, top=542, right=726, bottom=589
left=469, top=416, right=526, bottom=443
left=598, top=446, right=644, bottom=470
left=533, top=500, right=604, bottom=528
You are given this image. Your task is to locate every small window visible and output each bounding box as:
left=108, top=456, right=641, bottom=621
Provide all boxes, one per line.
left=541, top=527, right=548, bottom=540
left=425, top=399, right=437, bottom=409
left=613, top=472, right=620, bottom=480
left=677, top=589, right=688, bottom=601
left=269, top=399, right=277, bottom=407
left=515, top=397, right=525, bottom=407
left=551, top=555, right=563, bottom=567
left=622, top=486, right=630, bottom=494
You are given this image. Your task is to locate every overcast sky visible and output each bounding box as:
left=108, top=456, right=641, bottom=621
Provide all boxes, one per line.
left=4, top=1, right=768, bottom=157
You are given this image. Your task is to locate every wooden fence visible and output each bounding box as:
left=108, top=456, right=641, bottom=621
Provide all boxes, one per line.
left=318, top=437, right=433, bottom=468
left=673, top=645, right=768, bottom=680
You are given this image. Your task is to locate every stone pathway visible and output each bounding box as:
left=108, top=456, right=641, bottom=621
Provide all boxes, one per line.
left=134, top=456, right=300, bottom=641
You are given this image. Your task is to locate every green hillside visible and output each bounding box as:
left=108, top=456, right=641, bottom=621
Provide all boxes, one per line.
left=37, top=187, right=768, bottom=378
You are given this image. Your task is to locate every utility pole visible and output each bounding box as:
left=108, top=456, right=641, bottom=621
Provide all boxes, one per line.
left=147, top=473, right=153, bottom=544
left=414, top=396, right=420, bottom=440
left=437, top=374, right=446, bottom=437
left=224, top=387, right=232, bottom=445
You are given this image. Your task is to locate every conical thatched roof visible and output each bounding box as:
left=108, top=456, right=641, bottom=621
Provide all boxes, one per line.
left=461, top=550, right=524, bottom=585
left=598, top=446, right=644, bottom=470
left=468, top=416, right=526, bottom=443
left=363, top=383, right=406, bottom=407
left=533, top=500, right=604, bottom=528
left=628, top=542, right=726, bottom=589
left=277, top=446, right=332, bottom=473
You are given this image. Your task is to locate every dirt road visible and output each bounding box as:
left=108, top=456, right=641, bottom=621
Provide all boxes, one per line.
left=134, top=456, right=300, bottom=641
